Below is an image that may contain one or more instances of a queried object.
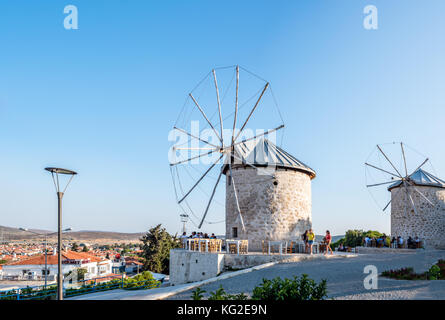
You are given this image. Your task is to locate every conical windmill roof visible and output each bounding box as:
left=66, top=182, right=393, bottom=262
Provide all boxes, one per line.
left=223, top=138, right=316, bottom=179
left=388, top=168, right=445, bottom=191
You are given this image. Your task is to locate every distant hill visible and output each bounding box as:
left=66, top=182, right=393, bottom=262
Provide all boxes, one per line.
left=0, top=225, right=144, bottom=242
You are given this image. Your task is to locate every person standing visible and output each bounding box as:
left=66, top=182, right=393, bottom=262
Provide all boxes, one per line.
left=324, top=230, right=333, bottom=255
left=307, top=229, right=315, bottom=254
left=180, top=232, right=188, bottom=249
left=302, top=230, right=309, bottom=253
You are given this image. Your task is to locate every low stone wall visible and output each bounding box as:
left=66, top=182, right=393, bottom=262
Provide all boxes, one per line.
left=169, top=250, right=224, bottom=286
left=224, top=253, right=320, bottom=269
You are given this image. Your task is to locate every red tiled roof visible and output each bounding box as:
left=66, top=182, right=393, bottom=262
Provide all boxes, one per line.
left=6, top=250, right=106, bottom=266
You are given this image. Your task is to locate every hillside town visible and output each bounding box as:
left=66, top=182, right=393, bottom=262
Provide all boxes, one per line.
left=0, top=241, right=143, bottom=285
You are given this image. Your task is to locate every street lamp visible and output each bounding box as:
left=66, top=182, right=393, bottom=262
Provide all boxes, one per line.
left=45, top=167, right=77, bottom=300
left=180, top=214, right=189, bottom=234
left=18, top=228, right=72, bottom=289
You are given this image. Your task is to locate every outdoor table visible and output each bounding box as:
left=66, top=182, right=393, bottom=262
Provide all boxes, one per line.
left=186, top=239, right=192, bottom=251
left=186, top=238, right=222, bottom=252
left=186, top=238, right=199, bottom=251
left=226, top=240, right=242, bottom=254
left=216, top=239, right=222, bottom=252
left=297, top=241, right=306, bottom=253
left=268, top=241, right=287, bottom=255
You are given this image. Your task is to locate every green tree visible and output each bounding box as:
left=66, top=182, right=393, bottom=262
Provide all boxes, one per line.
left=82, top=246, right=89, bottom=252
left=341, top=229, right=387, bottom=248
left=71, top=242, right=79, bottom=252
left=76, top=268, right=87, bottom=281
left=139, top=224, right=181, bottom=274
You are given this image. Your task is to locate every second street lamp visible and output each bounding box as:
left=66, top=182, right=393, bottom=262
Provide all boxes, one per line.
left=45, top=167, right=77, bottom=300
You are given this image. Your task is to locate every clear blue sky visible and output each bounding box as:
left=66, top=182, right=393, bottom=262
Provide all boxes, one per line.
left=1, top=1, right=445, bottom=236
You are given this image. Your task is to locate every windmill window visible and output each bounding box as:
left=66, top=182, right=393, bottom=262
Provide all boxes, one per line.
left=232, top=227, right=238, bottom=238
left=273, top=181, right=278, bottom=186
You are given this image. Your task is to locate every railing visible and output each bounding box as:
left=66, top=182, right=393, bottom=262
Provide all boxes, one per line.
left=0, top=274, right=56, bottom=281
left=0, top=273, right=161, bottom=300
left=182, top=238, right=223, bottom=253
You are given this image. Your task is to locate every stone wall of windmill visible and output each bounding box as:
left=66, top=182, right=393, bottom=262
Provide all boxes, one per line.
left=391, top=186, right=445, bottom=249
left=225, top=167, right=312, bottom=252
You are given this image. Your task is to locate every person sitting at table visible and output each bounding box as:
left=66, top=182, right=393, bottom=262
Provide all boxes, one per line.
left=391, top=237, right=396, bottom=248
left=377, top=237, right=384, bottom=248
left=189, top=231, right=197, bottom=238
left=338, top=243, right=344, bottom=252
left=414, top=236, right=420, bottom=247
left=398, top=236, right=404, bottom=248
left=363, top=236, right=370, bottom=247
left=203, top=233, right=210, bottom=239
left=210, top=233, right=217, bottom=239
left=407, top=236, right=414, bottom=249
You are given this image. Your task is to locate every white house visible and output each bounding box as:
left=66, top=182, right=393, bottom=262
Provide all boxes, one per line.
left=1, top=250, right=112, bottom=281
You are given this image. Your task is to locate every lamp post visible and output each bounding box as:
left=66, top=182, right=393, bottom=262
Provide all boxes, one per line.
left=45, top=167, right=77, bottom=300
left=180, top=214, right=189, bottom=234
left=19, top=228, right=72, bottom=289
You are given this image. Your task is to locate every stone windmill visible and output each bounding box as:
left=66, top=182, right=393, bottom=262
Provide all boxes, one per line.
left=170, top=66, right=316, bottom=249
left=223, top=137, right=316, bottom=251
left=365, top=142, right=445, bottom=249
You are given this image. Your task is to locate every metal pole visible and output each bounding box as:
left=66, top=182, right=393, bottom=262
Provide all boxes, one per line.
left=44, top=234, right=48, bottom=289
left=57, top=192, right=64, bottom=300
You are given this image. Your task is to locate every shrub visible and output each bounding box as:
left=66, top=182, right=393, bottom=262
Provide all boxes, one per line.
left=382, top=260, right=445, bottom=281
left=123, top=271, right=160, bottom=290
left=208, top=285, right=227, bottom=300
left=381, top=267, right=424, bottom=280
left=427, top=265, right=441, bottom=280
left=437, top=260, right=445, bottom=279
left=192, top=285, right=249, bottom=300
left=191, top=287, right=206, bottom=300
left=251, top=274, right=327, bottom=301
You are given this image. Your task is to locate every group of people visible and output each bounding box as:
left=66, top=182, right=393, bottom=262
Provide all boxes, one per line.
left=362, top=235, right=422, bottom=249
left=180, top=231, right=217, bottom=240
left=301, top=229, right=333, bottom=256
left=363, top=235, right=389, bottom=248
left=391, top=236, right=421, bottom=249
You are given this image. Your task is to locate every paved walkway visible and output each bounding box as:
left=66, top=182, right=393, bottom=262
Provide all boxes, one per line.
left=167, top=250, right=445, bottom=300
left=67, top=252, right=354, bottom=300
